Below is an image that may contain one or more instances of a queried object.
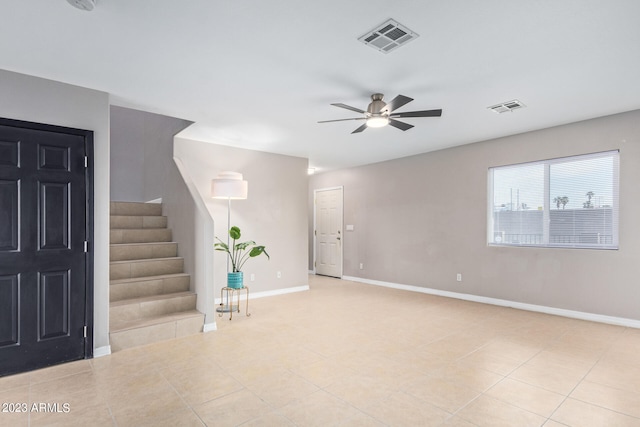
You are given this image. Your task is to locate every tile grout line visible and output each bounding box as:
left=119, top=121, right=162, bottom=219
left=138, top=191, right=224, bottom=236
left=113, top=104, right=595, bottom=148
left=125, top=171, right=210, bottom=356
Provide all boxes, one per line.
left=433, top=318, right=581, bottom=424
left=544, top=326, right=627, bottom=424
left=156, top=368, right=207, bottom=426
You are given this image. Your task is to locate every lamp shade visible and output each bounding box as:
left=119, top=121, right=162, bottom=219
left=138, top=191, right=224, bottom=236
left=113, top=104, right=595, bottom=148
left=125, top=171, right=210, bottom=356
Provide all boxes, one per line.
left=211, top=171, right=248, bottom=200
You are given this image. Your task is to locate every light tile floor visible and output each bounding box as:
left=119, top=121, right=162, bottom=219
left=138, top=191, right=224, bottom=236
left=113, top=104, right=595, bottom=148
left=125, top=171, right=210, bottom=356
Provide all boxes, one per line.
left=2, top=275, right=640, bottom=426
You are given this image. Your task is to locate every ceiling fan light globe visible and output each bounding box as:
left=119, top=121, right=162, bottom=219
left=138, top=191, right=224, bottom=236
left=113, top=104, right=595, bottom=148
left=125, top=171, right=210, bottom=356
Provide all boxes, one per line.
left=366, top=116, right=389, bottom=128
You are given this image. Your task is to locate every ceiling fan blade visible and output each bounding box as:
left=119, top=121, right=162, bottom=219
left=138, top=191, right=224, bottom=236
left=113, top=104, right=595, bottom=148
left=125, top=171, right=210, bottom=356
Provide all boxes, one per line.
left=389, top=109, right=443, bottom=118
left=318, top=117, right=366, bottom=123
left=351, top=123, right=368, bottom=134
left=388, top=118, right=414, bottom=131
left=331, top=103, right=366, bottom=114
left=383, top=95, right=413, bottom=113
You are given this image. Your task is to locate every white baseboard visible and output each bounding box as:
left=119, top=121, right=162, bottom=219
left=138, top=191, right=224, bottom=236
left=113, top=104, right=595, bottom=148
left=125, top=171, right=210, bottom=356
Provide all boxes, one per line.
left=146, top=198, right=162, bottom=204
left=93, top=345, right=111, bottom=358
left=342, top=275, right=640, bottom=329
left=203, top=322, right=217, bottom=333
left=214, top=285, right=309, bottom=304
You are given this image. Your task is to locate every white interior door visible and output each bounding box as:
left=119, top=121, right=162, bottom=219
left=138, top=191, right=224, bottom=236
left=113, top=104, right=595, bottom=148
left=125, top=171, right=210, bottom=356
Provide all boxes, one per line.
left=315, top=187, right=343, bottom=278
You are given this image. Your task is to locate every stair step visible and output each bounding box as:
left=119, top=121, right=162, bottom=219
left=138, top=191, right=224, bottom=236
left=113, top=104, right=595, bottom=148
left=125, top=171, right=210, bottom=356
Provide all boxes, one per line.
left=110, top=257, right=184, bottom=280
left=110, top=291, right=196, bottom=324
left=110, top=273, right=190, bottom=302
left=110, top=215, right=168, bottom=230
left=110, top=201, right=162, bottom=217
left=109, top=310, right=204, bottom=352
left=110, top=242, right=178, bottom=261
left=110, top=228, right=172, bottom=244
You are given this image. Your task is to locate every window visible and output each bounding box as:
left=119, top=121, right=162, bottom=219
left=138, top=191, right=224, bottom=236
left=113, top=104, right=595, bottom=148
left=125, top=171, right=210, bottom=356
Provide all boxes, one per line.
left=488, top=150, right=619, bottom=249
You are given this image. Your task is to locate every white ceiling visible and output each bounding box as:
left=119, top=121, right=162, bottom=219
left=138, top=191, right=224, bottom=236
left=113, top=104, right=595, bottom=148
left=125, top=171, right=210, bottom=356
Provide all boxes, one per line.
left=2, top=1, right=640, bottom=171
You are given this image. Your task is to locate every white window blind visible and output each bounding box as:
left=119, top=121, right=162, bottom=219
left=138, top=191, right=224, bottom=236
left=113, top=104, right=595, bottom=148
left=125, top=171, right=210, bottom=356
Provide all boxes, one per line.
left=488, top=150, right=619, bottom=249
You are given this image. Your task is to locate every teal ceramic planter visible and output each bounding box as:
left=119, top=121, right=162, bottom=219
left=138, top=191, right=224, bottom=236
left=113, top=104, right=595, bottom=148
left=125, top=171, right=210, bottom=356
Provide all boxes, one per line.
left=227, top=272, right=244, bottom=289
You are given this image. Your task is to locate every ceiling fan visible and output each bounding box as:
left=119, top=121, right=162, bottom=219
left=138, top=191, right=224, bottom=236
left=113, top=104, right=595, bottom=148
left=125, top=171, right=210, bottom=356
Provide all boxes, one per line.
left=318, top=93, right=442, bottom=134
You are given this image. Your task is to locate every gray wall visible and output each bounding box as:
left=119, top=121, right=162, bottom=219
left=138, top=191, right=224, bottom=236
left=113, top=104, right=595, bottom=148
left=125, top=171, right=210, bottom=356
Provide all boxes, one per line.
left=0, top=69, right=111, bottom=352
left=309, top=109, right=640, bottom=321
left=175, top=137, right=309, bottom=295
left=109, top=107, right=197, bottom=290
left=110, top=106, right=192, bottom=202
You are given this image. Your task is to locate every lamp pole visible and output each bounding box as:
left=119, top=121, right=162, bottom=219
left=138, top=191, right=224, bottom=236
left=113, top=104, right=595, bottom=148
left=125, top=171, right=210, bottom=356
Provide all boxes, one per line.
left=211, top=170, right=249, bottom=272
left=226, top=197, right=231, bottom=272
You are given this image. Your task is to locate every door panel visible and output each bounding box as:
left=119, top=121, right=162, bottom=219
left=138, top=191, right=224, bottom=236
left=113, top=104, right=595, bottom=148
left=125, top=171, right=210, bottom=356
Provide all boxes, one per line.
left=40, top=182, right=70, bottom=250
left=0, top=119, right=92, bottom=377
left=0, top=140, right=19, bottom=166
left=0, top=275, right=19, bottom=347
left=39, top=270, right=70, bottom=340
left=0, top=179, right=19, bottom=251
left=39, top=144, right=70, bottom=171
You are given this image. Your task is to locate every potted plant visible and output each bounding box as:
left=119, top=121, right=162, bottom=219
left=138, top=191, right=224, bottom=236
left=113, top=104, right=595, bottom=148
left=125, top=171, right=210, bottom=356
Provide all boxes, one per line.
left=215, top=226, right=270, bottom=288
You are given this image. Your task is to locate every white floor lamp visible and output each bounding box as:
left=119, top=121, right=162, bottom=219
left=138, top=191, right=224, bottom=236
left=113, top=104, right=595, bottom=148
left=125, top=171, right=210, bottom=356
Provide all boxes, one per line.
left=210, top=171, right=248, bottom=273
left=211, top=172, right=248, bottom=315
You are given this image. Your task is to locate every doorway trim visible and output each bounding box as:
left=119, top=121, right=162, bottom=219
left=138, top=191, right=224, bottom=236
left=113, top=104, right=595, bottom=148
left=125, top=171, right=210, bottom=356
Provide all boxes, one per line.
left=313, top=186, right=344, bottom=277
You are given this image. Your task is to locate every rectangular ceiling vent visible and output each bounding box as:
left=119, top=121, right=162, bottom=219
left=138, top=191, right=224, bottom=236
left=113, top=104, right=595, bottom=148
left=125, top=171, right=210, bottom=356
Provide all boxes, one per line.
left=488, top=100, right=526, bottom=114
left=358, top=19, right=419, bottom=54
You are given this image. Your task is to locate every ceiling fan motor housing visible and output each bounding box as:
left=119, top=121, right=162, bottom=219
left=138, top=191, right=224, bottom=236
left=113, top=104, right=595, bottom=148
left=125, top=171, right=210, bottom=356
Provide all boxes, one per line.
left=367, top=93, right=387, bottom=116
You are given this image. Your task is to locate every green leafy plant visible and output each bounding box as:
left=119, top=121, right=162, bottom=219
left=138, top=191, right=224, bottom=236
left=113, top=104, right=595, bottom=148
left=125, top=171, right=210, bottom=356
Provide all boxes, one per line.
left=215, top=226, right=270, bottom=272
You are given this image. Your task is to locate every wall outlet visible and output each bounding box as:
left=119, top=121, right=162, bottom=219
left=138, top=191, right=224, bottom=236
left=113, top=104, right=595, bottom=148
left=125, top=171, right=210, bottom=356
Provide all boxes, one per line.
left=359, top=263, right=364, bottom=270
left=456, top=273, right=462, bottom=282
left=277, top=271, right=282, bottom=279
left=250, top=273, right=255, bottom=282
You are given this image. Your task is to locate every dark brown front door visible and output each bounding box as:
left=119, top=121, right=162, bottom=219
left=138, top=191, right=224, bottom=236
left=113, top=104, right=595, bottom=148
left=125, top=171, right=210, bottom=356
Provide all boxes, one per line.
left=0, top=118, right=93, bottom=376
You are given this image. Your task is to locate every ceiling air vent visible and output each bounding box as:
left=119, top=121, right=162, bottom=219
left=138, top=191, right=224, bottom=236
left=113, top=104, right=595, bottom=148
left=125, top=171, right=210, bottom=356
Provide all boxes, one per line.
left=488, top=100, right=526, bottom=114
left=358, top=19, right=419, bottom=54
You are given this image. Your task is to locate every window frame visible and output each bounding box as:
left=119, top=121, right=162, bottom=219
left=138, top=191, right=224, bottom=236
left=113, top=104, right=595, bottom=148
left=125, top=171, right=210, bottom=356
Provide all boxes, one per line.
left=487, top=150, right=619, bottom=250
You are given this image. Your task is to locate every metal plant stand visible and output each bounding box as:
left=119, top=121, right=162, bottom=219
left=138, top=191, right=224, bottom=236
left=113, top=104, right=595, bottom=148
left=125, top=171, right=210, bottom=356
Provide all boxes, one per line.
left=216, top=286, right=250, bottom=320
